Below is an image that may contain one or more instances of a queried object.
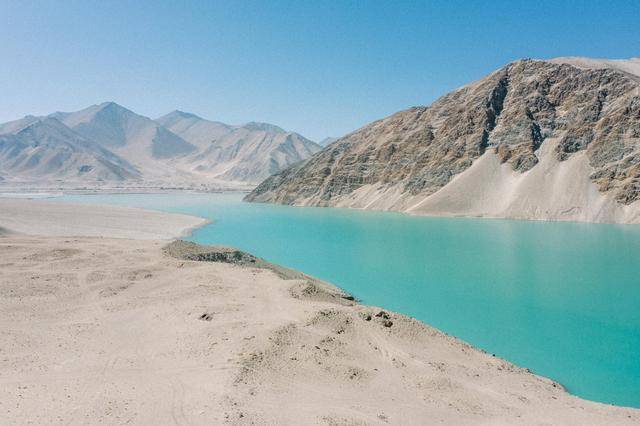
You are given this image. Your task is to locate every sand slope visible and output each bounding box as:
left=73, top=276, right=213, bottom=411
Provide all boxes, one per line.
left=407, top=138, right=640, bottom=223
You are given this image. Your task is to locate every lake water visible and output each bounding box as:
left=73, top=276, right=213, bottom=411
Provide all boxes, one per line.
left=61, top=192, right=640, bottom=408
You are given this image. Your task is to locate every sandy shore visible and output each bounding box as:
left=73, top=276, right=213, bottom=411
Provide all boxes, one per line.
left=0, top=198, right=207, bottom=240
left=0, top=200, right=638, bottom=424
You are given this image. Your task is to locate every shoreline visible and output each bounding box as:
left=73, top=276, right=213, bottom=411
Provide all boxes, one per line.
left=0, top=198, right=208, bottom=240
left=1, top=198, right=639, bottom=423
left=3, top=184, right=639, bottom=226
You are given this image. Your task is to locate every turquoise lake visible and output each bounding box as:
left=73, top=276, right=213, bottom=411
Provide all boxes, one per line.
left=61, top=192, right=640, bottom=408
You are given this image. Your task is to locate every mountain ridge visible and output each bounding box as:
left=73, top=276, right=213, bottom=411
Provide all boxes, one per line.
left=0, top=116, right=140, bottom=182
left=0, top=103, right=319, bottom=187
left=159, top=111, right=321, bottom=183
left=246, top=57, right=640, bottom=224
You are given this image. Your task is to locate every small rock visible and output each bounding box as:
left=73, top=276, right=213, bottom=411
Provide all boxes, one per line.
left=198, top=313, right=213, bottom=321
left=375, top=311, right=390, bottom=320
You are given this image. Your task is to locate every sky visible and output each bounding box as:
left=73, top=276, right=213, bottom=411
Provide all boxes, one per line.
left=1, top=1, right=639, bottom=141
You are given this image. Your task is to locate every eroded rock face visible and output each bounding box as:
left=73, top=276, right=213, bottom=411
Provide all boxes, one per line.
left=246, top=60, right=640, bottom=206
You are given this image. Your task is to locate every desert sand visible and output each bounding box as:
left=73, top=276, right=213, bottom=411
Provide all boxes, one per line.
left=0, top=199, right=638, bottom=424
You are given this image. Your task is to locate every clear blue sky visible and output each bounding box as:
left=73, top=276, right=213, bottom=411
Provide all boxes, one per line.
left=2, top=1, right=639, bottom=141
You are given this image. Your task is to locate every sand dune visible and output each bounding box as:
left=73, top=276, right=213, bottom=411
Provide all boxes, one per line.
left=408, top=137, right=640, bottom=223
left=0, top=200, right=638, bottom=424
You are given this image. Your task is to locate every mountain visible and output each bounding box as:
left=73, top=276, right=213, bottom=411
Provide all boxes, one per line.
left=0, top=115, right=40, bottom=135
left=158, top=112, right=322, bottom=183
left=155, top=111, right=232, bottom=150
left=187, top=124, right=321, bottom=183
left=319, top=137, right=338, bottom=147
left=0, top=117, right=139, bottom=182
left=246, top=58, right=640, bottom=224
left=0, top=102, right=319, bottom=187
left=52, top=102, right=197, bottom=176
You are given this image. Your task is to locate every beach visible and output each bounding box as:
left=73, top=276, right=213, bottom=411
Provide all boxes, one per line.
left=0, top=199, right=638, bottom=424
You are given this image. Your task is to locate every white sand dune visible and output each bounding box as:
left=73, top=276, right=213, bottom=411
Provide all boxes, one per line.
left=0, top=200, right=638, bottom=424
left=407, top=138, right=640, bottom=223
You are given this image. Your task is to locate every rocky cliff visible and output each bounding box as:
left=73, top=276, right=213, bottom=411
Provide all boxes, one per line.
left=246, top=58, right=640, bottom=223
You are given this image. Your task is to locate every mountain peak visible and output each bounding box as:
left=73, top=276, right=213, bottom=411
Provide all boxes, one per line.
left=18, top=116, right=68, bottom=132
left=156, top=110, right=203, bottom=124
left=172, top=110, right=202, bottom=120
left=0, top=115, right=41, bottom=135
left=95, top=101, right=135, bottom=115
left=241, top=122, right=285, bottom=133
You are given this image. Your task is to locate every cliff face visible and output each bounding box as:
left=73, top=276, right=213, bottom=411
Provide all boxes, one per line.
left=246, top=59, right=640, bottom=223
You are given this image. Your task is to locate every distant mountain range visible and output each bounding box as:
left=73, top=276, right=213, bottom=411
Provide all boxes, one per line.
left=247, top=57, right=640, bottom=224
left=0, top=103, right=320, bottom=187
left=157, top=111, right=321, bottom=183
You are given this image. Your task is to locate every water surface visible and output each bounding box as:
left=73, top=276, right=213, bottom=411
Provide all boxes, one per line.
left=61, top=192, right=640, bottom=408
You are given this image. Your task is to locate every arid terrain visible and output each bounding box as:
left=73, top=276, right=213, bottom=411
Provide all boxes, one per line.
left=0, top=199, right=638, bottom=424
left=0, top=103, right=320, bottom=189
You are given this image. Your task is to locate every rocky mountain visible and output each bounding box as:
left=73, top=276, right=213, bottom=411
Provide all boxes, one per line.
left=319, top=137, right=338, bottom=147
left=0, top=117, right=139, bottom=183
left=246, top=58, right=640, bottom=224
left=0, top=103, right=319, bottom=187
left=158, top=112, right=322, bottom=183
